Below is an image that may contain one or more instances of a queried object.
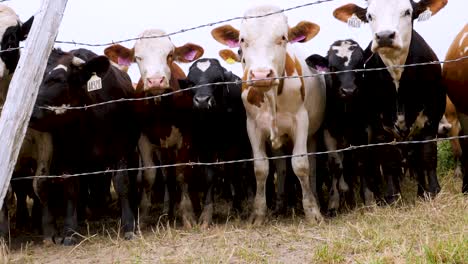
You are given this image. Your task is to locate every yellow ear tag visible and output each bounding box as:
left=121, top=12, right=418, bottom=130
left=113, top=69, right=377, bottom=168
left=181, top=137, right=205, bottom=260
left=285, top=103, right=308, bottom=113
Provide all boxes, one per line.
left=226, top=57, right=236, bottom=64
left=87, top=72, right=102, bottom=92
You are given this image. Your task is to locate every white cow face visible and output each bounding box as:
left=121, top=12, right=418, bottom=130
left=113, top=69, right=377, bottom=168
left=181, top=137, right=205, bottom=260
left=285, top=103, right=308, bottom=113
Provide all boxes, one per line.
left=333, top=0, right=447, bottom=54
left=212, top=5, right=319, bottom=90
left=104, top=29, right=204, bottom=93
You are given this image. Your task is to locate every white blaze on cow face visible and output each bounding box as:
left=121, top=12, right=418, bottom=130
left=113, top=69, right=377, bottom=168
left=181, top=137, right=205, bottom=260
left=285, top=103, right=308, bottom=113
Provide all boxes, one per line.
left=134, top=29, right=174, bottom=90
left=331, top=40, right=358, bottom=67
left=51, top=64, right=68, bottom=73
left=0, top=5, right=20, bottom=79
left=239, top=6, right=289, bottom=88
left=196, top=60, right=211, bottom=72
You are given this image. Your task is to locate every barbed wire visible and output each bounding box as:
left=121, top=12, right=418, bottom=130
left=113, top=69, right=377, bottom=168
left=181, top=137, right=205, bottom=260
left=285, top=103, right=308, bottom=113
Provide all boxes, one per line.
left=53, top=0, right=335, bottom=47
left=11, top=135, right=468, bottom=181
left=39, top=55, right=468, bottom=112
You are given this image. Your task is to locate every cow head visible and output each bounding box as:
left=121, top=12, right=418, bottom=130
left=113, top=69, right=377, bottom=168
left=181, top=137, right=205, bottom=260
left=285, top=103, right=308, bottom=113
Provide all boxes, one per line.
left=104, top=29, right=204, bottom=94
left=184, top=58, right=240, bottom=110
left=333, top=0, right=447, bottom=55
left=306, top=39, right=364, bottom=100
left=0, top=5, right=33, bottom=79
left=211, top=5, right=319, bottom=92
left=31, top=49, right=110, bottom=129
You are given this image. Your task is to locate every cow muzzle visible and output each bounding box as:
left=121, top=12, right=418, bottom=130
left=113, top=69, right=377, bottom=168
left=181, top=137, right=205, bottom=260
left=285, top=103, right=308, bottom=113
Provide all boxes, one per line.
left=193, top=95, right=215, bottom=109
left=249, top=68, right=276, bottom=91
left=144, top=76, right=170, bottom=92
left=339, top=86, right=356, bottom=99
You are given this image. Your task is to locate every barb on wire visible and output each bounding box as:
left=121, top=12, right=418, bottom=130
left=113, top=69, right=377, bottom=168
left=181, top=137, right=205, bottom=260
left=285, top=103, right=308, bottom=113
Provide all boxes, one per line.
left=12, top=135, right=468, bottom=181
left=53, top=0, right=335, bottom=47
left=38, top=55, right=468, bottom=112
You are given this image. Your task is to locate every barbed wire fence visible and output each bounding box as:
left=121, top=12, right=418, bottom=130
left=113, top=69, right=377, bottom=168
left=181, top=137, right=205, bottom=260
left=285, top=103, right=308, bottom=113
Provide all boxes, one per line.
left=1, top=0, right=466, bottom=181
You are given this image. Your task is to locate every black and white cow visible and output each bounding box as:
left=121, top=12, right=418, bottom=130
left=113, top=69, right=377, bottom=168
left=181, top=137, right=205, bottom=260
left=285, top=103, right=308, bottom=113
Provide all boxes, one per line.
left=183, top=58, right=253, bottom=227
left=333, top=0, right=447, bottom=202
left=306, top=39, right=375, bottom=214
left=30, top=48, right=140, bottom=245
left=0, top=4, right=33, bottom=106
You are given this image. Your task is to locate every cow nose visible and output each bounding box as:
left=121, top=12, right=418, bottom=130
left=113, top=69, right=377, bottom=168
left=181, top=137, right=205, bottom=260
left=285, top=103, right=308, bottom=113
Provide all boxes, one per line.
left=375, top=31, right=396, bottom=47
left=147, top=77, right=165, bottom=88
left=339, top=87, right=355, bottom=98
left=250, top=69, right=274, bottom=81
left=193, top=95, right=215, bottom=109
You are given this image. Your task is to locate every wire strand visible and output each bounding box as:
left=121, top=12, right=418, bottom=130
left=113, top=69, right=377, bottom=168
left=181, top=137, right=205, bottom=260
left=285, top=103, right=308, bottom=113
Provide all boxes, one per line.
left=38, top=55, right=468, bottom=112
left=12, top=135, right=468, bottom=180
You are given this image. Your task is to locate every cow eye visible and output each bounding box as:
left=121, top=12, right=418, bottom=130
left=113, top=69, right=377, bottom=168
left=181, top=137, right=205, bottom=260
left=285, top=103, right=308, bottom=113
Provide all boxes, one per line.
left=282, top=36, right=287, bottom=41
left=403, top=9, right=411, bottom=17
left=135, top=56, right=142, bottom=61
left=367, top=13, right=373, bottom=22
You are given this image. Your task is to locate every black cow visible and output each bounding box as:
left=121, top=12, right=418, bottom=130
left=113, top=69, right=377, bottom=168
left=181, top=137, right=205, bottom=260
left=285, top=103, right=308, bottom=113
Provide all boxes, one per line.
left=333, top=0, right=447, bottom=203
left=183, top=58, right=253, bottom=226
left=30, top=48, right=140, bottom=245
left=306, top=39, right=375, bottom=214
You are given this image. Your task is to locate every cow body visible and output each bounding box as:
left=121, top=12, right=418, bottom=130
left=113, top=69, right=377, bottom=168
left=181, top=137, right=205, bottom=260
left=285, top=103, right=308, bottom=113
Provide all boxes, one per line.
left=306, top=39, right=374, bottom=214
left=30, top=48, right=140, bottom=245
left=212, top=5, right=326, bottom=224
left=105, top=29, right=204, bottom=227
left=184, top=58, right=252, bottom=227
left=334, top=0, right=447, bottom=202
left=443, top=24, right=468, bottom=193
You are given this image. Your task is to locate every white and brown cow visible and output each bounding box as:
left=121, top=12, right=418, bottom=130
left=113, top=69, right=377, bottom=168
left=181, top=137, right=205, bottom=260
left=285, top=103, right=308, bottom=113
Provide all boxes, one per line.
left=211, top=5, right=326, bottom=224
left=105, top=29, right=204, bottom=227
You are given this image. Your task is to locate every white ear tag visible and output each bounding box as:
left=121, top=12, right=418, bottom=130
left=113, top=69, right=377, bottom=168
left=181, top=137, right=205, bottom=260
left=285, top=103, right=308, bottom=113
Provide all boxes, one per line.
left=87, top=72, right=102, bottom=92
left=417, top=8, right=432, bottom=22
left=347, top=14, right=362, bottom=28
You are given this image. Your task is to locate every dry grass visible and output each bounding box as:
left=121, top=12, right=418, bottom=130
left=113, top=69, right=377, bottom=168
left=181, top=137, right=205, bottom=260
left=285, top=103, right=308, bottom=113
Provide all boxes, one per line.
left=2, top=170, right=466, bottom=264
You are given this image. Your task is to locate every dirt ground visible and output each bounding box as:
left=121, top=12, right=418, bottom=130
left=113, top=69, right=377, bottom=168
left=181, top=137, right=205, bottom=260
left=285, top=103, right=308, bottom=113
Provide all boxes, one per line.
left=2, top=170, right=467, bottom=263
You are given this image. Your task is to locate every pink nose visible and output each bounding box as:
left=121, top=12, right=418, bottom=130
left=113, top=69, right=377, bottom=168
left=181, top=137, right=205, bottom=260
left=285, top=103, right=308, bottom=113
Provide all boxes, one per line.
left=250, top=69, right=274, bottom=80
left=146, top=77, right=165, bottom=88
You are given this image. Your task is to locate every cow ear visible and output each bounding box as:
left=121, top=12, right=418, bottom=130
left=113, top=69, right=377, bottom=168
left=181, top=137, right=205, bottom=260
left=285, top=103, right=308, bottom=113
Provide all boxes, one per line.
left=219, top=49, right=240, bottom=64
left=19, top=16, right=34, bottom=41
left=333, top=4, right=368, bottom=27
left=413, top=0, right=447, bottom=21
left=288, top=21, right=320, bottom=44
left=81, top=56, right=110, bottom=81
left=211, top=25, right=240, bottom=48
left=104, top=44, right=135, bottom=70
left=174, top=43, right=204, bottom=63
left=305, top=54, right=329, bottom=72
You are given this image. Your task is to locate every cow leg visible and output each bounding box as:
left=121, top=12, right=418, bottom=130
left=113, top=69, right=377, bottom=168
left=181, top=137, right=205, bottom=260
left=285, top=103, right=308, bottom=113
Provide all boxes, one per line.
left=0, top=186, right=13, bottom=239
left=423, top=140, right=440, bottom=197
left=271, top=148, right=287, bottom=215
left=34, top=178, right=57, bottom=245
left=457, top=113, right=468, bottom=193
left=62, top=178, right=79, bottom=246
left=176, top=163, right=196, bottom=229
left=247, top=118, right=269, bottom=225
left=137, top=134, right=156, bottom=224
left=112, top=158, right=135, bottom=240
left=293, top=110, right=322, bottom=224
left=379, top=145, right=402, bottom=204
left=323, top=129, right=344, bottom=216
left=200, top=166, right=215, bottom=228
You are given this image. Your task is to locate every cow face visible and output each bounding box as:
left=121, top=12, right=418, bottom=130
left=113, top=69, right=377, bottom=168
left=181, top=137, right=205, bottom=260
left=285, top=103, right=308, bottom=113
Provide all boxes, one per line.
left=212, top=5, right=319, bottom=91
left=104, top=29, right=204, bottom=94
left=333, top=0, right=447, bottom=54
left=306, top=39, right=364, bottom=100
left=0, top=5, right=33, bottom=79
left=185, top=58, right=238, bottom=110
left=32, top=49, right=110, bottom=128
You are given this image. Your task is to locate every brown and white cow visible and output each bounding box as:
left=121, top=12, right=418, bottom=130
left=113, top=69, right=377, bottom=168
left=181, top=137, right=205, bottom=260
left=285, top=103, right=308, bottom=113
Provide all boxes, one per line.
left=442, top=23, right=468, bottom=193
left=105, top=29, right=204, bottom=227
left=211, top=5, right=326, bottom=224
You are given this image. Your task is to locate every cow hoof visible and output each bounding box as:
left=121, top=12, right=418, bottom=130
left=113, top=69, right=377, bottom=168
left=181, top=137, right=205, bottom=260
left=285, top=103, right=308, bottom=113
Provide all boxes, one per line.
left=43, top=237, right=56, bottom=246
left=249, top=213, right=265, bottom=226
left=182, top=215, right=196, bottom=229
left=124, top=232, right=134, bottom=240
left=454, top=166, right=463, bottom=179
left=63, top=237, right=77, bottom=246
left=327, top=209, right=337, bottom=218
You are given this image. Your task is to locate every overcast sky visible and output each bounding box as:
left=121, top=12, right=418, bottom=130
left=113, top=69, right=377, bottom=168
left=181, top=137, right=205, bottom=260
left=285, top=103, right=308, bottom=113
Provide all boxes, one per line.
left=5, top=0, right=467, bottom=82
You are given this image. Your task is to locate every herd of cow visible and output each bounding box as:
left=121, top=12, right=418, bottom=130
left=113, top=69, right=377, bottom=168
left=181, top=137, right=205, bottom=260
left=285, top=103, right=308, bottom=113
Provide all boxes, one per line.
left=0, top=0, right=466, bottom=246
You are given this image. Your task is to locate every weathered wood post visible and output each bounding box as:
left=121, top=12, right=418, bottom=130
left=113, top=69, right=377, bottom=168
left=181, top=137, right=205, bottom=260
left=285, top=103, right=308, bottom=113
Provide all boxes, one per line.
left=0, top=0, right=68, bottom=208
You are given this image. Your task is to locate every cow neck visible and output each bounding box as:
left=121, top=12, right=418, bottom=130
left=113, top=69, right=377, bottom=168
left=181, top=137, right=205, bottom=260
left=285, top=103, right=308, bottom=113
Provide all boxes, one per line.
left=377, top=33, right=412, bottom=93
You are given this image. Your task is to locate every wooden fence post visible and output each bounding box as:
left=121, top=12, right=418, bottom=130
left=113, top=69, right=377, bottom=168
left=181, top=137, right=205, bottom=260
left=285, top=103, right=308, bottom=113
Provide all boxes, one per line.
left=0, top=0, right=68, bottom=208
